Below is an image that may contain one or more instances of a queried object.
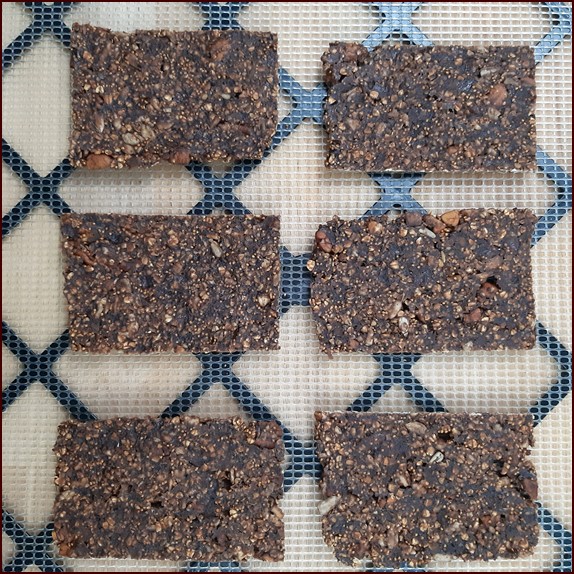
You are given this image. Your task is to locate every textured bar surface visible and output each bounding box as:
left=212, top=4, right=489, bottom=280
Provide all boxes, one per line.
left=322, top=44, right=536, bottom=172
left=315, top=411, right=539, bottom=568
left=69, top=24, right=278, bottom=168
left=308, top=209, right=536, bottom=354
left=61, top=213, right=281, bottom=353
left=53, top=416, right=285, bottom=561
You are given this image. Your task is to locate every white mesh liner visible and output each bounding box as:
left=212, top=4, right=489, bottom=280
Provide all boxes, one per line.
left=239, top=3, right=381, bottom=89
left=2, top=208, right=67, bottom=351
left=3, top=35, right=70, bottom=176
left=236, top=307, right=379, bottom=440
left=2, top=385, right=67, bottom=532
left=2, top=344, right=19, bottom=388
left=412, top=3, right=552, bottom=46
left=2, top=163, right=27, bottom=217
left=2, top=3, right=30, bottom=50
left=411, top=348, right=558, bottom=414
left=2, top=2, right=572, bottom=572
left=237, top=121, right=381, bottom=254
left=54, top=352, right=202, bottom=419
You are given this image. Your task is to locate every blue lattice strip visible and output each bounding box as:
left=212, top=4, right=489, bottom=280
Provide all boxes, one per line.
left=533, top=148, right=573, bottom=245
left=3, top=3, right=74, bottom=72
left=538, top=503, right=573, bottom=572
left=2, top=323, right=94, bottom=420
left=347, top=354, right=446, bottom=413
left=279, top=248, right=311, bottom=314
left=2, top=510, right=62, bottom=573
left=162, top=374, right=216, bottom=418
left=2, top=140, right=75, bottom=237
left=198, top=2, right=247, bottom=31
left=363, top=2, right=431, bottom=50
left=530, top=322, right=573, bottom=425
left=535, top=3, right=573, bottom=63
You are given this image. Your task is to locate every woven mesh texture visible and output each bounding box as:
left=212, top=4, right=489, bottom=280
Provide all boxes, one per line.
left=2, top=2, right=572, bottom=572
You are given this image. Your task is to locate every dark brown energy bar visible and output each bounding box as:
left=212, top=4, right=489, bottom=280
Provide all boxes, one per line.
left=314, top=411, right=539, bottom=568
left=61, top=213, right=280, bottom=353
left=307, top=209, right=536, bottom=354
left=322, top=44, right=536, bottom=172
left=53, top=416, right=285, bottom=561
left=69, top=24, right=278, bottom=168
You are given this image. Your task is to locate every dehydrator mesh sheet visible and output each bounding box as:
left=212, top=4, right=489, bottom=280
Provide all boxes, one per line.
left=1, top=2, right=572, bottom=572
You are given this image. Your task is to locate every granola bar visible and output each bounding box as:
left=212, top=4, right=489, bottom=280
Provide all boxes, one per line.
left=322, top=44, right=536, bottom=172
left=315, top=411, right=538, bottom=568
left=308, top=209, right=536, bottom=354
left=61, top=213, right=280, bottom=353
left=69, top=24, right=278, bottom=168
left=53, top=416, right=285, bottom=561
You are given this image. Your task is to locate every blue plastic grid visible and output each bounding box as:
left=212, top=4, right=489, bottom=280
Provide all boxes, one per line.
left=2, top=2, right=572, bottom=572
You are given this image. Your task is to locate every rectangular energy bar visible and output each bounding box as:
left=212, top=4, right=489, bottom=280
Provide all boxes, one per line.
left=69, top=24, right=278, bottom=168
left=308, top=209, right=536, bottom=354
left=53, top=416, right=285, bottom=561
left=61, top=213, right=281, bottom=353
left=314, top=411, right=538, bottom=568
left=322, top=44, right=536, bottom=172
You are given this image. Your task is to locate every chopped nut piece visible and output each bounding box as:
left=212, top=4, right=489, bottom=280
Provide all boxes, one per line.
left=464, top=308, right=482, bottom=323
left=171, top=150, right=191, bottom=165
left=315, top=229, right=334, bottom=253
left=94, top=113, right=104, bottom=133
left=405, top=421, right=427, bottom=435
left=85, top=153, right=112, bottom=170
left=398, top=316, right=410, bottom=335
left=520, top=473, right=538, bottom=500
left=387, top=300, right=402, bottom=320
left=440, top=210, right=460, bottom=227
left=257, top=294, right=271, bottom=307
left=405, top=211, right=423, bottom=227
left=479, top=280, right=500, bottom=297
left=422, top=214, right=446, bottom=234
left=209, top=239, right=223, bottom=258
left=419, top=227, right=436, bottom=239
left=367, top=220, right=383, bottom=234
left=429, top=451, right=444, bottom=465
left=488, top=83, right=508, bottom=107
left=122, top=132, right=140, bottom=145
left=318, top=496, right=341, bottom=516
left=139, top=125, right=156, bottom=140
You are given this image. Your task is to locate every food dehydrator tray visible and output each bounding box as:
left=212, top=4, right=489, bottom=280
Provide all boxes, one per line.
left=2, top=3, right=572, bottom=572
